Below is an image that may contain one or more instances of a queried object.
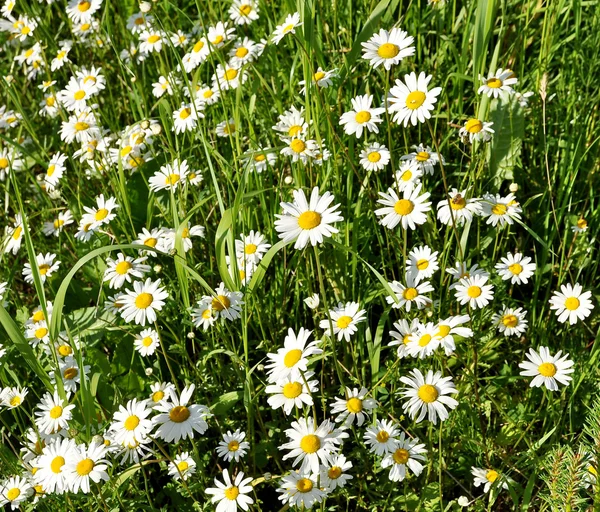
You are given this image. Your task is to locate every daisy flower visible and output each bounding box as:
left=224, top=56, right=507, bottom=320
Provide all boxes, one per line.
left=235, top=231, right=271, bottom=265
left=139, top=30, right=165, bottom=53
left=375, top=183, right=432, bottom=230
left=199, top=283, right=244, bottom=323
left=32, top=437, right=77, bottom=494
left=0, top=386, right=28, bottom=408
left=386, top=274, right=434, bottom=312
left=459, top=118, right=494, bottom=143
left=242, top=148, right=276, bottom=173
left=207, top=21, right=236, bottom=48
left=572, top=218, right=588, bottom=233
left=480, top=192, right=522, bottom=227
left=109, top=398, right=153, bottom=446
left=159, top=223, right=205, bottom=253
left=206, top=469, right=254, bottom=512
left=280, top=136, right=319, bottom=164
left=320, top=454, right=353, bottom=491
left=52, top=356, right=90, bottom=393
left=272, top=12, right=302, bottom=45
left=435, top=315, right=473, bottom=355
left=273, top=105, right=308, bottom=138
left=3, top=214, right=25, bottom=254
left=549, top=283, right=594, bottom=325
left=389, top=318, right=421, bottom=358
left=149, top=159, right=190, bottom=192
left=229, top=0, right=259, bottom=25
left=119, top=278, right=169, bottom=326
left=361, top=28, right=415, bottom=70
left=65, top=442, right=110, bottom=493
left=229, top=37, right=261, bottom=66
left=360, top=142, right=390, bottom=171
left=279, top=417, right=337, bottom=474
left=492, top=306, right=528, bottom=337
left=23, top=253, right=61, bottom=284
left=364, top=419, right=401, bottom=456
left=103, top=253, right=150, bottom=289
left=216, top=119, right=238, bottom=138
left=66, top=0, right=102, bottom=24
left=436, top=188, right=482, bottom=226
left=381, top=432, right=427, bottom=482
left=0, top=476, right=32, bottom=510
left=277, top=471, right=325, bottom=510
left=520, top=346, right=574, bottom=391
left=191, top=301, right=217, bottom=331
left=478, top=68, right=518, bottom=98
left=266, top=327, right=322, bottom=383
left=216, top=430, right=250, bottom=462
left=446, top=261, right=489, bottom=289
left=42, top=211, right=74, bottom=237
left=149, top=382, right=175, bottom=406
left=400, top=144, right=443, bottom=175
left=153, top=384, right=212, bottom=442
left=339, top=94, right=385, bottom=138
left=399, top=368, right=458, bottom=424
left=133, top=328, right=160, bottom=356
left=213, top=63, right=247, bottom=91
left=406, top=322, right=441, bottom=359
left=173, top=103, right=201, bottom=134
left=265, top=371, right=319, bottom=415
left=136, top=228, right=163, bottom=256
left=454, top=275, right=494, bottom=309
left=82, top=194, right=119, bottom=230
left=471, top=467, right=509, bottom=493
left=34, top=391, right=75, bottom=436
left=44, top=152, right=68, bottom=190
left=495, top=252, right=536, bottom=285
left=393, top=161, right=423, bottom=191
left=319, top=301, right=367, bottom=341
left=330, top=387, right=376, bottom=426
left=57, top=78, right=95, bottom=112
left=406, top=245, right=439, bottom=282
left=274, top=187, right=343, bottom=249
left=25, top=320, right=50, bottom=347
left=168, top=452, right=196, bottom=481
left=299, top=67, right=337, bottom=93
left=387, top=72, right=442, bottom=126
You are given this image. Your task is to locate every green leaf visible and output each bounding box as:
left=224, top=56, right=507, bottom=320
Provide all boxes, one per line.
left=211, top=390, right=243, bottom=416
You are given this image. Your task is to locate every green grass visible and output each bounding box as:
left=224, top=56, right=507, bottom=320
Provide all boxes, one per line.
left=0, top=0, right=599, bottom=510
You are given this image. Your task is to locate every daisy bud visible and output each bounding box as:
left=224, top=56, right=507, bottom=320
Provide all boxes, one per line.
left=151, top=123, right=162, bottom=135
left=264, top=472, right=272, bottom=481
left=304, top=293, right=320, bottom=309
left=145, top=367, right=153, bottom=376
left=509, top=182, right=519, bottom=192
left=284, top=175, right=293, bottom=185
left=187, top=331, right=195, bottom=339
left=140, top=120, right=150, bottom=129
left=92, top=434, right=104, bottom=445
left=153, top=264, right=162, bottom=273
left=139, top=1, right=152, bottom=12
left=458, top=496, right=470, bottom=507
left=131, top=76, right=137, bottom=83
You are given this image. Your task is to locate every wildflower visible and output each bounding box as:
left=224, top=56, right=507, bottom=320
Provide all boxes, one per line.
left=471, top=467, right=509, bottom=493
left=386, top=274, right=434, bottom=312
left=168, top=452, right=196, bottom=481
left=381, top=433, right=427, bottom=482
left=229, top=0, right=259, bottom=25
left=362, top=28, right=415, bottom=70
left=495, top=252, right=536, bottom=285
left=389, top=318, right=421, bottom=358
left=339, top=94, right=386, bottom=138
left=387, top=72, right=442, bottom=126
left=437, top=189, right=482, bottom=226
left=109, top=399, right=153, bottom=446
left=272, top=12, right=302, bottom=44
left=406, top=322, right=441, bottom=359
left=478, top=68, right=518, bottom=98
left=173, top=103, right=201, bottom=134
left=406, top=245, right=439, bottom=282
left=34, top=391, right=75, bottom=435
left=33, top=438, right=77, bottom=494
left=0, top=476, right=32, bottom=510
left=1, top=386, right=28, bottom=408
left=454, top=275, right=494, bottom=309
left=459, top=118, right=494, bottom=143
left=149, top=159, right=190, bottom=192
left=64, top=442, right=110, bottom=493
left=82, top=194, right=119, bottom=230
left=572, top=218, right=588, bottom=233
left=320, top=454, right=353, bottom=491
left=265, top=371, right=319, bottom=414
left=277, top=471, right=325, bottom=509
left=393, top=161, right=423, bottom=191
left=549, top=283, right=594, bottom=325
left=23, top=253, right=61, bottom=284
left=399, top=368, right=458, bottom=424
left=360, top=142, right=390, bottom=171
left=133, top=328, right=160, bottom=356
left=235, top=231, right=271, bottom=265
left=375, top=183, right=432, bottom=230
left=266, top=327, right=322, bottom=383
left=330, top=387, right=376, bottom=426
left=119, top=278, right=169, bottom=326
left=206, top=469, right=254, bottom=511
left=319, top=302, right=367, bottom=341
left=492, top=306, right=528, bottom=337
left=400, top=144, right=443, bottom=175
left=279, top=417, right=337, bottom=474
left=435, top=315, right=473, bottom=355
left=519, top=347, right=574, bottom=391
left=216, top=430, right=250, bottom=462
left=104, top=253, right=151, bottom=289
left=364, top=419, right=401, bottom=455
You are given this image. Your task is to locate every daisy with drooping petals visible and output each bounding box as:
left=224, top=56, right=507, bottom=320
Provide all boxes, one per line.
left=519, top=347, right=574, bottom=391
left=153, top=385, right=212, bottom=443
left=205, top=469, right=254, bottom=512
left=360, top=142, right=390, bottom=171
left=216, top=430, right=250, bottom=462
left=406, top=322, right=441, bottom=359
left=65, top=442, right=110, bottom=494
left=400, top=368, right=458, bottom=424
left=0, top=475, right=32, bottom=510
left=495, top=252, right=536, bottom=285
left=279, top=417, right=337, bottom=474
left=23, top=253, right=61, bottom=284
left=386, top=274, right=433, bottom=312
left=277, top=471, right=325, bottom=509
left=454, top=275, right=494, bottom=309
left=109, top=399, right=153, bottom=446
left=339, top=94, right=385, bottom=138
left=3, top=214, right=25, bottom=255
left=406, top=245, right=439, bottom=282
left=103, top=253, right=150, bottom=289
left=173, top=103, right=202, bottom=134
left=459, top=118, right=494, bottom=143
left=319, top=302, right=367, bottom=341
left=330, top=387, right=376, bottom=426
left=364, top=419, right=401, bottom=456
left=44, top=152, right=68, bottom=190
left=437, top=188, right=482, bottom=226
left=119, top=278, right=169, bottom=326
left=0, top=387, right=28, bottom=408
left=387, top=72, right=442, bottom=126
left=274, top=187, right=343, bottom=249
left=320, top=454, right=353, bottom=491
left=149, top=159, right=190, bottom=192
left=265, top=371, right=319, bottom=415
left=34, top=391, right=75, bottom=435
left=400, top=144, right=443, bottom=175
left=471, top=467, right=509, bottom=493
left=549, top=283, right=594, bottom=325
left=436, top=315, right=473, bottom=355
left=266, top=328, right=322, bottom=383
left=375, top=183, right=432, bottom=230
left=361, top=28, right=415, bottom=70
left=492, top=306, right=528, bottom=337
left=42, top=211, right=74, bottom=237
left=133, top=328, right=160, bottom=356
left=389, top=318, right=421, bottom=358
left=168, top=452, right=196, bottom=481
left=478, top=68, right=518, bottom=98
left=572, top=218, right=588, bottom=233
left=381, top=433, right=427, bottom=482
left=272, top=12, right=302, bottom=45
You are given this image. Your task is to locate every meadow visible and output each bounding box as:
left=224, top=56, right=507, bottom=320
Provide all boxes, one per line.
left=0, top=0, right=599, bottom=510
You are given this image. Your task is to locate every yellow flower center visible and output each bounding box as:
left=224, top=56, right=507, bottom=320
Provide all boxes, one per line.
left=58, top=345, right=72, bottom=356
left=78, top=0, right=91, bottom=11
left=288, top=125, right=302, bottom=137
left=283, top=348, right=302, bottom=368
left=179, top=108, right=191, bottom=119
left=224, top=486, right=239, bottom=500
left=416, top=151, right=430, bottom=162
left=254, top=154, right=265, bottom=162
left=144, top=237, right=157, bottom=248
left=314, top=71, right=326, bottom=81
left=80, top=23, right=91, bottom=31
left=418, top=334, right=432, bottom=347
left=64, top=367, right=78, bottom=380
left=508, top=263, right=523, bottom=275
left=35, top=327, right=48, bottom=339
left=282, top=382, right=303, bottom=398
left=290, top=139, right=306, bottom=153
left=12, top=226, right=22, bottom=239
left=239, top=4, right=252, bottom=15
left=393, top=448, right=410, bottom=464
left=165, top=173, right=180, bottom=186
left=46, top=96, right=56, bottom=107
left=74, top=90, right=86, bottom=100
left=39, top=264, right=51, bottom=275
left=394, top=199, right=414, bottom=216
left=486, top=470, right=499, bottom=482
left=417, top=384, right=439, bottom=403
left=211, top=295, right=231, bottom=311
left=377, top=42, right=400, bottom=59
left=6, top=488, right=20, bottom=501
left=147, top=35, right=161, bottom=44
left=538, top=362, right=557, bottom=377
left=34, top=485, right=44, bottom=495
left=152, top=390, right=165, bottom=402
left=336, top=315, right=352, bottom=329
left=76, top=458, right=95, bottom=476
left=282, top=24, right=295, bottom=33
left=201, top=309, right=212, bottom=319
left=502, top=314, right=518, bottom=328
left=416, top=259, right=429, bottom=270
left=0, top=158, right=8, bottom=169
left=169, top=405, right=191, bottom=423
left=467, top=285, right=481, bottom=298
left=405, top=91, right=426, bottom=110
left=296, top=478, right=313, bottom=493
left=10, top=396, right=21, bottom=407
left=355, top=110, right=372, bottom=123
left=95, top=208, right=109, bottom=221
left=135, top=293, right=153, bottom=309
left=565, top=297, right=580, bottom=310
left=124, top=415, right=140, bottom=430
left=228, top=440, right=240, bottom=452
left=368, top=151, right=381, bottom=162
left=328, top=466, right=342, bottom=479
left=235, top=47, right=249, bottom=58
left=224, top=68, right=238, bottom=81
left=212, top=35, right=224, bottom=45
left=437, top=325, right=450, bottom=338
left=403, top=287, right=418, bottom=300
left=486, top=78, right=502, bottom=88
left=177, top=460, right=189, bottom=471
left=25, top=48, right=34, bottom=58
left=193, top=40, right=204, bottom=52
left=50, top=455, right=65, bottom=474
left=49, top=405, right=63, bottom=419
left=300, top=434, right=321, bottom=453
left=74, top=120, right=90, bottom=131
left=297, top=211, right=321, bottom=230
left=244, top=243, right=257, bottom=254
left=142, top=336, right=153, bottom=347
left=346, top=397, right=363, bottom=413
left=32, top=310, right=45, bottom=322
left=450, top=196, right=466, bottom=210
left=376, top=430, right=390, bottom=443
left=465, top=118, right=483, bottom=133
left=115, top=261, right=132, bottom=275
left=53, top=219, right=65, bottom=229
left=577, top=219, right=587, bottom=229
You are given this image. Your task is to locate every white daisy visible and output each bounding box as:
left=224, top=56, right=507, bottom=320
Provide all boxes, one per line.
left=216, top=429, right=250, bottom=462
left=375, top=183, right=432, bottom=230
left=64, top=442, right=110, bottom=493
left=272, top=12, right=302, bottom=45
left=406, top=245, right=439, bottom=282
left=32, top=437, right=77, bottom=494
left=133, top=328, right=160, bottom=357
left=339, top=94, right=386, bottom=138
left=400, top=144, right=443, bottom=175
left=389, top=318, right=421, bottom=358
left=437, top=188, right=482, bottom=226
left=149, top=159, right=190, bottom=192
left=34, top=391, right=75, bottom=436
left=0, top=475, right=32, bottom=510
left=81, top=194, right=119, bottom=230
left=168, top=452, right=196, bottom=481
left=319, top=454, right=353, bottom=491
left=364, top=419, right=401, bottom=456
left=206, top=469, right=254, bottom=512
left=277, top=471, right=325, bottom=510
left=399, top=368, right=458, bottom=424
left=42, top=211, right=74, bottom=237
left=229, top=0, right=259, bottom=25
left=103, top=253, right=150, bottom=289
left=319, top=301, right=367, bottom=341
left=280, top=136, right=319, bottom=164
left=549, top=283, right=594, bottom=325
left=265, top=371, right=319, bottom=415
left=119, top=278, right=169, bottom=326
left=393, top=161, right=423, bottom=191
left=459, top=118, right=494, bottom=143
left=359, top=142, right=390, bottom=171
left=149, top=382, right=175, bottom=407
left=386, top=274, right=434, bottom=312
left=279, top=417, right=337, bottom=474
left=495, top=252, right=536, bottom=285
left=361, top=28, right=415, bottom=70
left=109, top=398, right=153, bottom=446
left=381, top=432, right=427, bottom=482
left=492, top=306, right=528, bottom=337
left=23, top=253, right=61, bottom=284
left=266, top=327, right=322, bottom=383
left=406, top=322, right=441, bottom=359
left=454, top=275, right=494, bottom=309
left=387, top=72, right=442, bottom=126
left=330, top=387, right=376, bottom=426
left=235, top=230, right=271, bottom=265
left=478, top=68, right=518, bottom=98
left=173, top=103, right=202, bottom=134
left=471, top=467, right=509, bottom=493
left=435, top=315, right=473, bottom=355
